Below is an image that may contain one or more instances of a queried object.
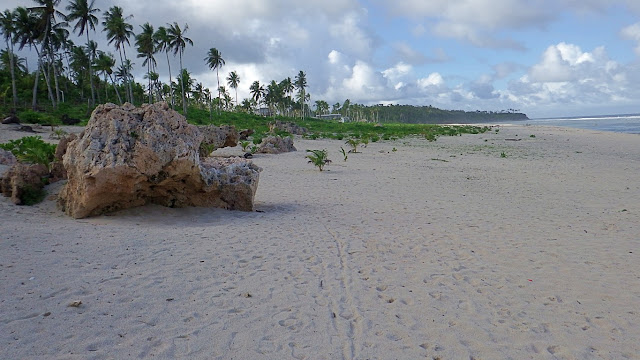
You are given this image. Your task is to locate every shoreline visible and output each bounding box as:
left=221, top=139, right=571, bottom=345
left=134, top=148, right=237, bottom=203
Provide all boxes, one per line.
left=1, top=124, right=639, bottom=359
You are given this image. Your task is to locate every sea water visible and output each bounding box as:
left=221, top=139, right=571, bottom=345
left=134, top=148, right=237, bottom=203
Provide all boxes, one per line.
left=522, top=114, right=640, bottom=134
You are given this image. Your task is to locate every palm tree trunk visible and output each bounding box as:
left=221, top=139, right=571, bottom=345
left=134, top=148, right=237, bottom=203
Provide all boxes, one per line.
left=147, top=60, right=152, bottom=104
left=87, top=32, right=95, bottom=107
left=165, top=51, right=173, bottom=109
left=122, top=46, right=133, bottom=104
left=108, top=73, right=123, bottom=104
left=116, top=47, right=129, bottom=103
left=216, top=69, right=220, bottom=114
left=49, top=45, right=61, bottom=105
left=6, top=39, right=17, bottom=108
left=179, top=50, right=186, bottom=114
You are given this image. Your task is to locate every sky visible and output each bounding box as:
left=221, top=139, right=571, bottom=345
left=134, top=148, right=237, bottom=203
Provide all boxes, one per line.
left=4, top=0, right=640, bottom=118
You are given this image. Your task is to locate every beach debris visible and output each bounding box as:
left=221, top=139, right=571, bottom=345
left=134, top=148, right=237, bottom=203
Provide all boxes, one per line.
left=68, top=300, right=82, bottom=307
left=57, top=102, right=262, bottom=218
left=257, top=135, right=296, bottom=154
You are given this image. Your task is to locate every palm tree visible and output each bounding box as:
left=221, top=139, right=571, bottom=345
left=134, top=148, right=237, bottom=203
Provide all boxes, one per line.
left=103, top=6, right=134, bottom=103
left=174, top=68, right=194, bottom=109
left=249, top=80, right=264, bottom=112
left=153, top=26, right=173, bottom=108
left=29, top=0, right=65, bottom=109
left=135, top=22, right=155, bottom=104
left=0, top=9, right=19, bottom=108
left=204, top=47, right=224, bottom=110
left=166, top=22, right=193, bottom=114
left=294, top=70, right=307, bottom=118
left=94, top=50, right=121, bottom=104
left=66, top=0, right=99, bottom=106
left=226, top=70, right=240, bottom=108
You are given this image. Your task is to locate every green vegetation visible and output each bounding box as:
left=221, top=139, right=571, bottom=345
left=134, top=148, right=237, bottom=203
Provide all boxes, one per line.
left=339, top=147, right=348, bottom=161
left=0, top=135, right=56, bottom=170
left=305, top=149, right=331, bottom=171
left=345, top=138, right=361, bottom=153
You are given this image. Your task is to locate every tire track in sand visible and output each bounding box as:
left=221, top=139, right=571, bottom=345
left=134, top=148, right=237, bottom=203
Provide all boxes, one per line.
left=324, top=224, right=363, bottom=360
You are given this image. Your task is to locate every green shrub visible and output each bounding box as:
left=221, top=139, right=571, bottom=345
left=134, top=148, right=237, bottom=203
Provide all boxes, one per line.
left=17, top=110, right=58, bottom=125
left=20, top=184, right=47, bottom=206
left=0, top=136, right=56, bottom=170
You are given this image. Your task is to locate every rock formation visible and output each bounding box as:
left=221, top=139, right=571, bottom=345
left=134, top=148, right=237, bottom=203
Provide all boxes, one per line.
left=271, top=121, right=308, bottom=135
left=0, top=163, right=49, bottom=205
left=198, top=124, right=239, bottom=157
left=57, top=102, right=261, bottom=218
left=257, top=135, right=297, bottom=154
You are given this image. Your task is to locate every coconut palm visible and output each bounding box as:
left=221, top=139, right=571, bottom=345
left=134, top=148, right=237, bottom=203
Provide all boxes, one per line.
left=94, top=50, right=121, bottom=104
left=103, top=6, right=134, bottom=103
left=135, top=22, right=156, bottom=104
left=294, top=70, right=307, bottom=118
left=249, top=80, right=264, bottom=111
left=66, top=0, right=99, bottom=106
left=166, top=22, right=193, bottom=114
left=204, top=47, right=224, bottom=109
left=306, top=149, right=331, bottom=171
left=0, top=9, right=19, bottom=107
left=153, top=26, right=173, bottom=108
left=30, top=0, right=66, bottom=108
left=226, top=70, right=240, bottom=108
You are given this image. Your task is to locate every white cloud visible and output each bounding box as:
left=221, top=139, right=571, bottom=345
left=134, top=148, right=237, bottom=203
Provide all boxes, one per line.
left=621, top=23, right=640, bottom=55
left=529, top=43, right=596, bottom=83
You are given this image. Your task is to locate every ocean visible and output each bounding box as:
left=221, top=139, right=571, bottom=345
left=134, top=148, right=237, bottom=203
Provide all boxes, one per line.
left=519, top=114, right=640, bottom=134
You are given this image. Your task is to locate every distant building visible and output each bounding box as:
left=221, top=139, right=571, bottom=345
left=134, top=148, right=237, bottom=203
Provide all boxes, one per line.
left=255, top=107, right=272, bottom=117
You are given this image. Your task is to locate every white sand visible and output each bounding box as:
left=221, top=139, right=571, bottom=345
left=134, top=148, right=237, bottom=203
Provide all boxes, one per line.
left=1, top=124, right=639, bottom=359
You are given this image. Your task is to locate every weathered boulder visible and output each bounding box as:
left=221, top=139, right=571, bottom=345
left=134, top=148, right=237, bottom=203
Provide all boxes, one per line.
left=2, top=114, right=19, bottom=124
left=271, top=121, right=307, bottom=135
left=49, top=133, right=77, bottom=183
left=198, top=124, right=239, bottom=157
left=257, top=135, right=296, bottom=154
left=0, top=163, right=49, bottom=205
left=0, top=149, right=17, bottom=166
left=57, top=102, right=261, bottom=218
left=239, top=128, right=254, bottom=140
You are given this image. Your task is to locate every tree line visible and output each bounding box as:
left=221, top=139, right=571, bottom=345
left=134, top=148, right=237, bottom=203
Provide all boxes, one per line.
left=0, top=0, right=310, bottom=118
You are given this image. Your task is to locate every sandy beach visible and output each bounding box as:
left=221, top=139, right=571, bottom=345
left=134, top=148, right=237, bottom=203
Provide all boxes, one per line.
left=1, top=123, right=639, bottom=359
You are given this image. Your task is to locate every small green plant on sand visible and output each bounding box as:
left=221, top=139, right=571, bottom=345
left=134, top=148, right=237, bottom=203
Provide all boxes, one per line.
left=345, top=138, right=361, bottom=153
left=392, top=147, right=397, bottom=152
left=51, top=128, right=68, bottom=140
left=339, top=147, right=348, bottom=162
left=500, top=151, right=507, bottom=158
left=306, top=149, right=331, bottom=171
left=240, top=141, right=251, bottom=152
left=0, top=136, right=56, bottom=171
left=530, top=134, right=536, bottom=138
left=200, top=142, right=217, bottom=157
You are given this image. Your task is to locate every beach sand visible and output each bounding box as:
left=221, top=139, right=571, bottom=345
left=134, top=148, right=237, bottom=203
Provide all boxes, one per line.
left=1, top=124, right=639, bottom=359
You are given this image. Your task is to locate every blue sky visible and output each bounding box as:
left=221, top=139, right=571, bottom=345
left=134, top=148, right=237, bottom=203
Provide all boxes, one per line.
left=4, top=0, right=640, bottom=118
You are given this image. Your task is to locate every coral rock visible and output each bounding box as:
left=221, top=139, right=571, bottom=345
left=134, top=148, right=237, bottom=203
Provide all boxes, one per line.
left=198, top=125, right=239, bottom=157
left=0, top=163, right=49, bottom=205
left=257, top=136, right=297, bottom=154
left=57, top=102, right=261, bottom=218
